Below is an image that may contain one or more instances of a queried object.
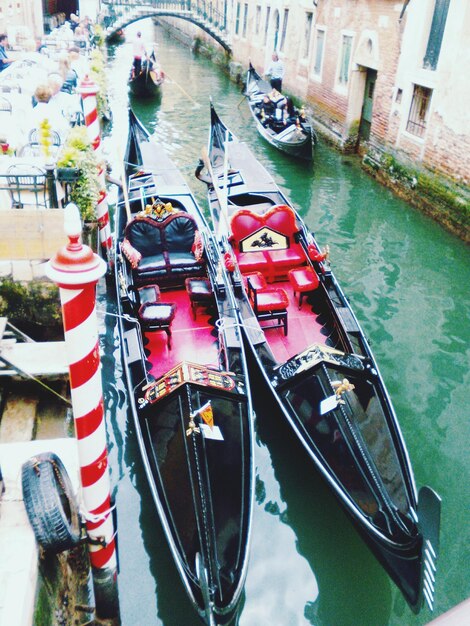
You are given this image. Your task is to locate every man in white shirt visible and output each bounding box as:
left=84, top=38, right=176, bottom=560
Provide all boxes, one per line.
left=264, top=52, right=284, bottom=92
left=132, top=31, right=147, bottom=77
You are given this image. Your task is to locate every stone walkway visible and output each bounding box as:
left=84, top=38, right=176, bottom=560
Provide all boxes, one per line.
left=0, top=438, right=79, bottom=626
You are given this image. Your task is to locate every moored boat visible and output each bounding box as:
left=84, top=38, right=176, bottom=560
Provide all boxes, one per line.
left=197, top=102, right=441, bottom=613
left=106, top=28, right=125, bottom=45
left=244, top=62, right=316, bottom=161
left=115, top=109, right=254, bottom=624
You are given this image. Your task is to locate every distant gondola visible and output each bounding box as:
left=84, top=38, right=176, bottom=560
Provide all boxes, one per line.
left=128, top=57, right=164, bottom=99
left=244, top=62, right=316, bottom=161
left=115, top=109, right=254, bottom=624
left=198, top=102, right=441, bottom=614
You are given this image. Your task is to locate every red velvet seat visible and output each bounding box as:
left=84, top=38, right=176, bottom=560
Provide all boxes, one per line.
left=242, top=271, right=267, bottom=291
left=236, top=250, right=269, bottom=274
left=288, top=267, right=319, bottom=309
left=230, top=204, right=306, bottom=282
left=266, top=245, right=305, bottom=274
left=246, top=276, right=289, bottom=336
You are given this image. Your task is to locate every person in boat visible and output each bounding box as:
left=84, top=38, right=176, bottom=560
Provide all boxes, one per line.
left=263, top=89, right=288, bottom=129
left=132, top=31, right=147, bottom=78
left=0, top=34, right=14, bottom=73
left=264, top=52, right=284, bottom=92
left=259, top=94, right=276, bottom=126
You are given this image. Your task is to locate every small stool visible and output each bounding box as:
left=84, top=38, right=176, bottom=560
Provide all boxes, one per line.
left=185, top=277, right=214, bottom=319
left=138, top=302, right=177, bottom=349
left=247, top=276, right=289, bottom=336
left=137, top=284, right=161, bottom=306
left=288, top=267, right=319, bottom=309
left=242, top=271, right=267, bottom=291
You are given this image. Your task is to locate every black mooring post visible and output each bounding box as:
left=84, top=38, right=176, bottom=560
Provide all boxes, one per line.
left=45, top=164, right=58, bottom=208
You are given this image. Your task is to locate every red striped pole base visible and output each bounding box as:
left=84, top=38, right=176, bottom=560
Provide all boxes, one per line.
left=46, top=204, right=119, bottom=621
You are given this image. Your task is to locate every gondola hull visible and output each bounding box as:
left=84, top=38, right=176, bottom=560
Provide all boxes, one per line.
left=244, top=63, right=316, bottom=161
left=128, top=67, right=163, bottom=99
left=115, top=109, right=254, bottom=624
left=201, top=103, right=441, bottom=613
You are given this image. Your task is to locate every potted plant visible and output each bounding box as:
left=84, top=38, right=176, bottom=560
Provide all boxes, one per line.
left=56, top=126, right=101, bottom=222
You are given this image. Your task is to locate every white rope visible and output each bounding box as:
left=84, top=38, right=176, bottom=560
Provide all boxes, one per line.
left=216, top=317, right=262, bottom=333
left=79, top=499, right=116, bottom=524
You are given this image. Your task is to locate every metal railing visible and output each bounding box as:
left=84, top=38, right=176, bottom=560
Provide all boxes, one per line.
left=101, top=0, right=228, bottom=45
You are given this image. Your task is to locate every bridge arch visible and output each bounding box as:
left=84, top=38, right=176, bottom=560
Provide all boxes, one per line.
left=103, top=5, right=232, bottom=54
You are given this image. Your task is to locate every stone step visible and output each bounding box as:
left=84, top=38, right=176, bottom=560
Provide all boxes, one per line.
left=0, top=395, right=38, bottom=443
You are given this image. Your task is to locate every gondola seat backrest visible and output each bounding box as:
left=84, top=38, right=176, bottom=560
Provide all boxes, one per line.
left=230, top=204, right=306, bottom=281
left=126, top=217, right=164, bottom=257
left=123, top=212, right=205, bottom=287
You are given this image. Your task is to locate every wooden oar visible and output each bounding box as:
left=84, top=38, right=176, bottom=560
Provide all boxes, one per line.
left=200, top=145, right=229, bottom=228
left=236, top=93, right=246, bottom=108
left=200, top=146, right=225, bottom=213
left=163, top=68, right=201, bottom=108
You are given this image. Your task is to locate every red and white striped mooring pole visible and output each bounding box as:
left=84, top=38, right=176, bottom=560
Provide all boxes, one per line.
left=79, top=75, right=113, bottom=261
left=46, top=203, right=120, bottom=622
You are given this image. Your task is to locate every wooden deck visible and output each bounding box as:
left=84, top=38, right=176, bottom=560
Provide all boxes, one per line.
left=0, top=318, right=68, bottom=378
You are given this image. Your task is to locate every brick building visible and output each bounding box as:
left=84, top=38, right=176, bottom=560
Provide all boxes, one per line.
left=157, top=0, right=467, bottom=236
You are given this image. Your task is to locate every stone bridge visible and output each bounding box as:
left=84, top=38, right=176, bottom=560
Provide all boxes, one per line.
left=100, top=0, right=231, bottom=53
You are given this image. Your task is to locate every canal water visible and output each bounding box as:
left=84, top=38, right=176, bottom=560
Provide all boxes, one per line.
left=98, top=19, right=470, bottom=626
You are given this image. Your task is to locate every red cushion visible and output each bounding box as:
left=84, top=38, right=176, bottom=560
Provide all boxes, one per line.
left=288, top=267, right=319, bottom=292
left=231, top=210, right=264, bottom=241
left=266, top=244, right=305, bottom=268
left=230, top=204, right=298, bottom=242
left=255, top=288, right=289, bottom=312
left=244, top=271, right=267, bottom=291
left=264, top=205, right=298, bottom=238
left=121, top=238, right=142, bottom=269
left=236, top=251, right=269, bottom=273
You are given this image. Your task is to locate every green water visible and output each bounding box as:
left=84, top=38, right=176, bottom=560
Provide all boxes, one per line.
left=100, top=19, right=470, bottom=626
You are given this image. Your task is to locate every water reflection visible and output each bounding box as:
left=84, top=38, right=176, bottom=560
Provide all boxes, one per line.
left=249, top=368, right=392, bottom=626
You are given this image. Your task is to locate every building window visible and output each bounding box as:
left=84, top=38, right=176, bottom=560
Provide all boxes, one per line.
left=406, top=85, right=432, bottom=137
left=313, top=28, right=325, bottom=75
left=303, top=12, right=313, bottom=59
left=272, top=10, right=280, bottom=51
left=264, top=6, right=271, bottom=46
left=280, top=9, right=289, bottom=52
left=339, top=34, right=353, bottom=84
left=242, top=3, right=248, bottom=38
left=423, top=0, right=450, bottom=70
left=235, top=2, right=241, bottom=35
left=255, top=5, right=261, bottom=35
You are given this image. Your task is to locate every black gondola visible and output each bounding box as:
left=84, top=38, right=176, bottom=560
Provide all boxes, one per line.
left=244, top=62, right=317, bottom=161
left=115, top=109, right=254, bottom=625
left=128, top=58, right=164, bottom=99
left=198, top=102, right=441, bottom=614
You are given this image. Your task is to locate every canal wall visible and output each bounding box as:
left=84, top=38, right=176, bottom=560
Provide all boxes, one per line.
left=154, top=15, right=469, bottom=244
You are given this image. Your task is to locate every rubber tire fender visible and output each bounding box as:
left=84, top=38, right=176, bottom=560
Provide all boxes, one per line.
left=21, top=451, right=81, bottom=553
